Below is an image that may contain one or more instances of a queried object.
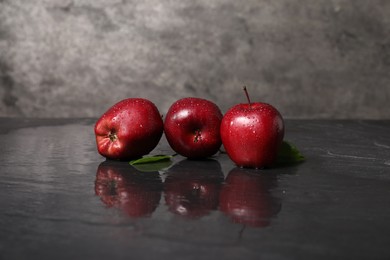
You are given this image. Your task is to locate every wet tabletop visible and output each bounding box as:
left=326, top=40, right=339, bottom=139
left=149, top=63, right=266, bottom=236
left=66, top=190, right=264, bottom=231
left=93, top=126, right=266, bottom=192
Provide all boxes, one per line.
left=1, top=118, right=390, bottom=260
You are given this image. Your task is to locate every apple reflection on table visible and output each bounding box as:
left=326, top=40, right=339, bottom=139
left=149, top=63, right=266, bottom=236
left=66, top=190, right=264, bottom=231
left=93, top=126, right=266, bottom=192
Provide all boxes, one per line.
left=94, top=159, right=282, bottom=227
left=219, top=167, right=281, bottom=228
left=164, top=159, right=225, bottom=219
left=95, top=160, right=163, bottom=218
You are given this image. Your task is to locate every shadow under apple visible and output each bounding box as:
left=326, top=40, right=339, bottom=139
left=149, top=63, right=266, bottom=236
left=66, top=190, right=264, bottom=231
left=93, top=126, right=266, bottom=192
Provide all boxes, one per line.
left=95, top=160, right=163, bottom=218
left=219, top=167, right=281, bottom=228
left=164, top=159, right=224, bottom=219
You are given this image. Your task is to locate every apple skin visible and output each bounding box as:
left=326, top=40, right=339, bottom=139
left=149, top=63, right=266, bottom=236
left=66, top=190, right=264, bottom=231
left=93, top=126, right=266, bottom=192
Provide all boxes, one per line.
left=164, top=159, right=224, bottom=218
left=164, top=97, right=223, bottom=159
left=219, top=167, right=281, bottom=227
left=95, top=160, right=162, bottom=218
left=94, top=98, right=163, bottom=160
left=220, top=102, right=284, bottom=168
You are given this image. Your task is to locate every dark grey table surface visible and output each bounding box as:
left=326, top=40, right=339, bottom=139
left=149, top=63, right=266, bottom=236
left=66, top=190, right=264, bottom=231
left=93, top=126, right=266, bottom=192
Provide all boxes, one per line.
left=1, top=118, right=389, bottom=260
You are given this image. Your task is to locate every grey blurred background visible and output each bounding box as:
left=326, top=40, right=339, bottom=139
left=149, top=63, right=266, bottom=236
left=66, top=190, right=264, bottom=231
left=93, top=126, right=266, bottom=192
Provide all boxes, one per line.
left=1, top=0, right=389, bottom=119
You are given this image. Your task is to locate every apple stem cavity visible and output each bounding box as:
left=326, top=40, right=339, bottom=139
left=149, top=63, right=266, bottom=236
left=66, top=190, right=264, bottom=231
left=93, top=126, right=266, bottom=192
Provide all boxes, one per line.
left=243, top=86, right=251, bottom=108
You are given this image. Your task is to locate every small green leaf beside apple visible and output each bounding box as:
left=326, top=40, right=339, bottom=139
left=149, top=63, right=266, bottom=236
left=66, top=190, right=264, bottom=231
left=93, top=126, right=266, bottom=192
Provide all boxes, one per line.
left=276, top=141, right=305, bottom=165
left=129, top=155, right=173, bottom=172
left=130, top=155, right=172, bottom=165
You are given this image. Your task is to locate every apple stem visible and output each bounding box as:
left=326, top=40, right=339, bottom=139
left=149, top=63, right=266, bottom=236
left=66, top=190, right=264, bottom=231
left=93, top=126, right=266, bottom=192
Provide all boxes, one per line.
left=243, top=86, right=251, bottom=108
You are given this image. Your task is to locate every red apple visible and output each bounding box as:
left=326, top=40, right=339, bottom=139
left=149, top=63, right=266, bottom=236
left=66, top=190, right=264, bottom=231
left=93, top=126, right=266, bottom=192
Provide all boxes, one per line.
left=164, top=159, right=224, bottom=218
left=164, top=97, right=223, bottom=159
left=220, top=87, right=284, bottom=168
left=95, top=160, right=162, bottom=218
left=219, top=167, right=281, bottom=227
left=94, top=98, right=163, bottom=160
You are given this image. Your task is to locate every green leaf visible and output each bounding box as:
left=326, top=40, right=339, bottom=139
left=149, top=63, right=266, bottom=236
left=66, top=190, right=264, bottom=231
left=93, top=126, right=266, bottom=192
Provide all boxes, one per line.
left=276, top=141, right=305, bottom=165
left=131, top=160, right=173, bottom=172
left=129, top=155, right=173, bottom=172
left=130, top=155, right=172, bottom=165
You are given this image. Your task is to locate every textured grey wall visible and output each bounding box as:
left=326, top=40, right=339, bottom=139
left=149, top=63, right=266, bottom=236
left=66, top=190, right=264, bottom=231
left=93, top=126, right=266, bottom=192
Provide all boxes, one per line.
left=1, top=0, right=390, bottom=119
